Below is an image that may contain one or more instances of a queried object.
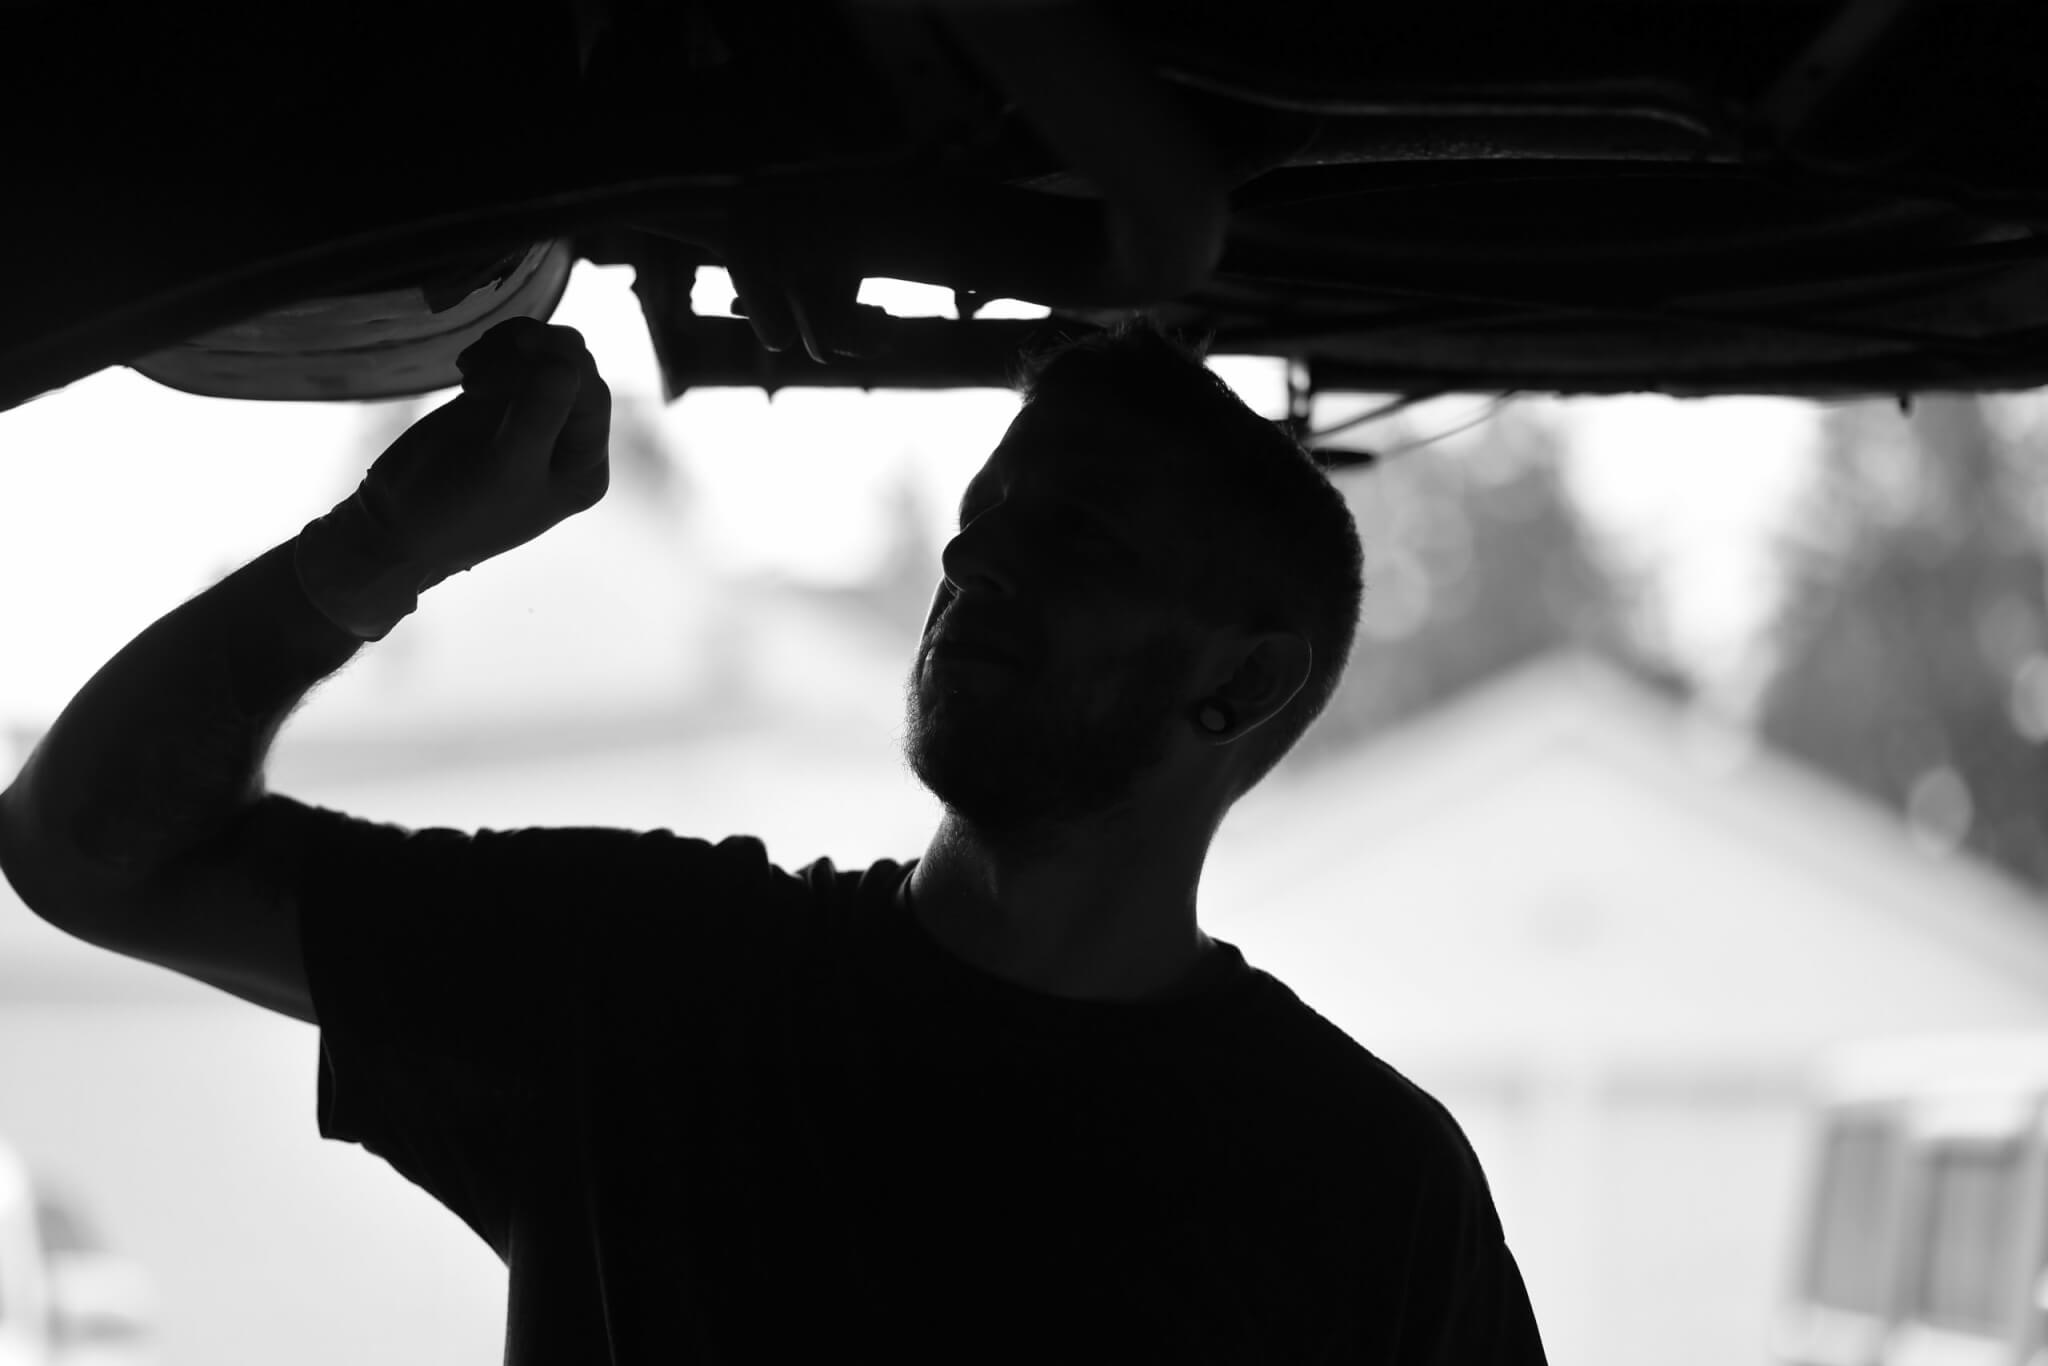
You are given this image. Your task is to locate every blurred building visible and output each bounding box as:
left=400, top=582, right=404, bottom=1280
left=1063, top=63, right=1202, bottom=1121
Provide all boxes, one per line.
left=1207, top=650, right=2048, bottom=1366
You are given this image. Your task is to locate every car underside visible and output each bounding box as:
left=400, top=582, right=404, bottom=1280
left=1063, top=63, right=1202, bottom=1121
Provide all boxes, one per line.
left=6, top=0, right=2048, bottom=413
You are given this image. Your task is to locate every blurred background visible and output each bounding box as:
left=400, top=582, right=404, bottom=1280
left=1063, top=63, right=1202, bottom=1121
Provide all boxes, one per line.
left=3, top=260, right=2046, bottom=1366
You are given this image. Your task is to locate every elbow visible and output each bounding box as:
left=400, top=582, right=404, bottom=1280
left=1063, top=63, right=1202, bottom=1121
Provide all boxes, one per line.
left=0, top=766, right=144, bottom=931
left=0, top=768, right=75, bottom=923
left=0, top=770, right=57, bottom=918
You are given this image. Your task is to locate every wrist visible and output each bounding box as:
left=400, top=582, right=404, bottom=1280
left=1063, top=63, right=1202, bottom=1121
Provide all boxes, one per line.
left=293, top=493, right=434, bottom=642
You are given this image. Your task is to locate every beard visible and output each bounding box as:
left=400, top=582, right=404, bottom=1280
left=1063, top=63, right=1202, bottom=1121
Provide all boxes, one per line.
left=901, top=632, right=1192, bottom=844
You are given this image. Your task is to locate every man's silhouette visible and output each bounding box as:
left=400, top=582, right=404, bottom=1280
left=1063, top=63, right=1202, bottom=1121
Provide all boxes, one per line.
left=0, top=314, right=1547, bottom=1362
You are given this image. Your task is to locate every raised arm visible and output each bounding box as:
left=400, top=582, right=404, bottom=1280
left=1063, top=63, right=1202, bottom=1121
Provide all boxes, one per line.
left=0, top=318, right=611, bottom=1022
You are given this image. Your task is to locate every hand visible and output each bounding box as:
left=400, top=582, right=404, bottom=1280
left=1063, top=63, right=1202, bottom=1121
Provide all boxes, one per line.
left=294, top=317, right=612, bottom=640
left=360, top=316, right=612, bottom=586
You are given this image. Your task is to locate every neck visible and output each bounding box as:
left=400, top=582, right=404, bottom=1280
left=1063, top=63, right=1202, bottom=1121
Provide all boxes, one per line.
left=906, top=812, right=1222, bottom=1002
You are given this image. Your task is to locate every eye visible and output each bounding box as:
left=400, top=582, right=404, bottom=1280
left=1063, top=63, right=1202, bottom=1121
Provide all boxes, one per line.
left=1068, top=526, right=1118, bottom=560
left=1049, top=504, right=1132, bottom=564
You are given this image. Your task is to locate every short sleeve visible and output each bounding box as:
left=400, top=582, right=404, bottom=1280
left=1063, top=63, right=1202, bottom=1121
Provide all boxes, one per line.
left=1426, top=1214, right=1547, bottom=1366
left=275, top=795, right=781, bottom=1254
left=1398, top=1110, right=1550, bottom=1366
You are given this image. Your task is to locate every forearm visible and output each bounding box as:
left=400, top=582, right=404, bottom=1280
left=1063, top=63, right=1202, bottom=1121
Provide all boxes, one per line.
left=3, top=318, right=606, bottom=902
left=1, top=537, right=366, bottom=886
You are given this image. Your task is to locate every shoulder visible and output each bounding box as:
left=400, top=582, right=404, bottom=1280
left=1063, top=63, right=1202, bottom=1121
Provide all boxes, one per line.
left=1242, top=989, right=1495, bottom=1199
left=275, top=798, right=793, bottom=903
left=1259, top=1018, right=1540, bottom=1348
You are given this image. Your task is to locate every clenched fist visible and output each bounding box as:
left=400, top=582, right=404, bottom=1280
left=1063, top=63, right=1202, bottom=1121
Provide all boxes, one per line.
left=295, top=317, right=613, bottom=640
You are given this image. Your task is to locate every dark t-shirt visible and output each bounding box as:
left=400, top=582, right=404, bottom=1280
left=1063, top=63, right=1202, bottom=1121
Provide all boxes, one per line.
left=282, top=796, right=1547, bottom=1364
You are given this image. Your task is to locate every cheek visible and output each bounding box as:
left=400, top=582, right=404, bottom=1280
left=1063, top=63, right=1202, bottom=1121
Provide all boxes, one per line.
left=921, top=582, right=952, bottom=639
left=1058, top=621, right=1197, bottom=706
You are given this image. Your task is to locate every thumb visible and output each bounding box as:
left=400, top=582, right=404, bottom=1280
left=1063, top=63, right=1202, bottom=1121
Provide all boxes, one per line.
left=550, top=350, right=612, bottom=477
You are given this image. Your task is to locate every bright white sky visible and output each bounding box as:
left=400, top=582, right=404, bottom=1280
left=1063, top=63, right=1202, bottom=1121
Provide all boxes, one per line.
left=0, top=262, right=1829, bottom=727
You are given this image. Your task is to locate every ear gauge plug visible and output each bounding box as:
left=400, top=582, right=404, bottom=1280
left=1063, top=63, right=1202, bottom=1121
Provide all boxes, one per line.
left=1196, top=701, right=1233, bottom=734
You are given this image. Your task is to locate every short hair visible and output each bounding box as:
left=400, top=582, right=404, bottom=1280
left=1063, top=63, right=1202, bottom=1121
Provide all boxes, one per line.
left=1010, top=318, right=1365, bottom=800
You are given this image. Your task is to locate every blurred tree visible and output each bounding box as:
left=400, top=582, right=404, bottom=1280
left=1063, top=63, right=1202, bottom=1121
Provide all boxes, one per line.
left=1757, top=396, right=2048, bottom=888
left=1293, top=402, right=1680, bottom=768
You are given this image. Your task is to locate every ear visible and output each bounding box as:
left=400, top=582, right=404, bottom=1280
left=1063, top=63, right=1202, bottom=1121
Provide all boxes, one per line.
left=1203, top=630, right=1312, bottom=740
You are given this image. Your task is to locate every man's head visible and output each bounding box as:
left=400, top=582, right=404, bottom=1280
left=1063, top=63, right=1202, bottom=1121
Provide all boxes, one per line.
left=901, top=318, right=1364, bottom=845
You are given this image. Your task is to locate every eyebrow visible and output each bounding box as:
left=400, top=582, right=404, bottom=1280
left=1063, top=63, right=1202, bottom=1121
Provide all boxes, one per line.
left=1060, top=494, right=1136, bottom=548
left=958, top=481, right=1124, bottom=533
left=956, top=446, right=1143, bottom=547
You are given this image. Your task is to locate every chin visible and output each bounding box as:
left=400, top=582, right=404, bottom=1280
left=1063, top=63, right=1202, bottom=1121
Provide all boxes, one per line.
left=908, top=724, right=1151, bottom=841
left=906, top=718, right=1024, bottom=825
left=900, top=660, right=1173, bottom=833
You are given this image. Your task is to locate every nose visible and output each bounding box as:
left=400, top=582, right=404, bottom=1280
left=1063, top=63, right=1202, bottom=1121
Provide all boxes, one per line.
left=939, top=515, right=1019, bottom=600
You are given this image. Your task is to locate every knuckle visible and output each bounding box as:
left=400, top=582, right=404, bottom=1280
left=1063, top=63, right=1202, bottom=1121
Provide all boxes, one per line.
left=536, top=324, right=586, bottom=358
